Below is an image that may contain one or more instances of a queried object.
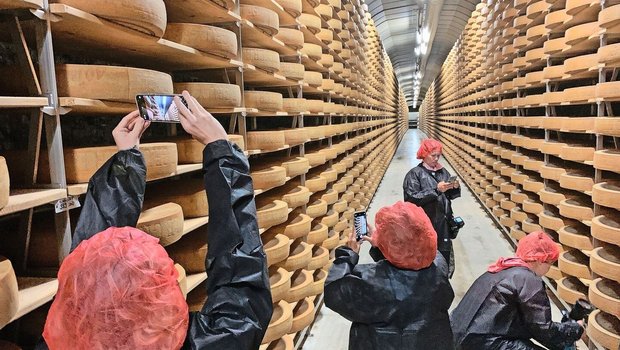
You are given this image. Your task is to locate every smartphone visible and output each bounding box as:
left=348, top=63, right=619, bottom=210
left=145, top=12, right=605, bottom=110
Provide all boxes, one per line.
left=135, top=94, right=188, bottom=123
left=448, top=175, right=458, bottom=183
left=354, top=211, right=368, bottom=241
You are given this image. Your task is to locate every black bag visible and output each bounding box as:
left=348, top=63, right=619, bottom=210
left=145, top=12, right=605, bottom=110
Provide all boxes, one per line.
left=446, top=215, right=464, bottom=239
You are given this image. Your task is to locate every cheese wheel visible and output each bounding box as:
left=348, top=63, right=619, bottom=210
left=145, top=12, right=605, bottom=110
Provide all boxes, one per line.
left=257, top=200, right=289, bottom=229
left=298, top=13, right=321, bottom=33
left=262, top=301, right=293, bottom=344
left=328, top=40, right=342, bottom=52
left=275, top=28, right=304, bottom=49
left=282, top=98, right=308, bottom=114
left=0, top=256, right=18, bottom=329
left=587, top=310, right=620, bottom=350
left=290, top=297, right=315, bottom=333
left=274, top=0, right=302, bottom=17
left=314, top=4, right=332, bottom=18
left=332, top=62, right=344, bottom=73
left=272, top=213, right=312, bottom=239
left=0, top=157, right=8, bottom=209
left=317, top=28, right=334, bottom=43
left=144, top=179, right=208, bottom=218
left=252, top=166, right=287, bottom=190
left=279, top=62, right=305, bottom=81
left=174, top=83, right=241, bottom=109
left=137, top=203, right=184, bottom=246
left=39, top=143, right=177, bottom=184
left=56, top=64, right=172, bottom=102
left=318, top=54, right=334, bottom=67
left=164, top=23, right=237, bottom=58
left=301, top=43, right=322, bottom=60
left=281, top=186, right=311, bottom=209
left=282, top=157, right=310, bottom=177
left=304, top=71, right=323, bottom=87
left=269, top=267, right=291, bottom=303
left=243, top=48, right=281, bottom=72
left=262, top=232, right=290, bottom=266
left=53, top=0, right=167, bottom=37
left=175, top=135, right=244, bottom=164
left=270, top=237, right=309, bottom=272
left=244, top=91, right=283, bottom=111
left=247, top=131, right=286, bottom=151
left=283, top=269, right=313, bottom=302
left=240, top=5, right=280, bottom=36
left=306, top=222, right=328, bottom=244
left=321, top=78, right=335, bottom=91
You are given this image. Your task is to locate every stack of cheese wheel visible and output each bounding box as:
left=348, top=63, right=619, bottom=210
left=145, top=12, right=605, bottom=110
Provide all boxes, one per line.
left=416, top=2, right=620, bottom=342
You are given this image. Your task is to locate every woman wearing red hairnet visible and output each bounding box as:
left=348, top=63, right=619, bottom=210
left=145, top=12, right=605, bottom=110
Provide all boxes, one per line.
left=403, top=138, right=461, bottom=277
left=450, top=231, right=584, bottom=350
left=37, top=91, right=272, bottom=349
left=324, top=201, right=455, bottom=350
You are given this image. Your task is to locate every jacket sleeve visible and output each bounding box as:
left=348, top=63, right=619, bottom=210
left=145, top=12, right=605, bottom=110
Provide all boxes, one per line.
left=515, top=275, right=583, bottom=349
left=403, top=168, right=439, bottom=206
left=71, top=148, right=146, bottom=250
left=324, top=246, right=394, bottom=324
left=186, top=140, right=273, bottom=350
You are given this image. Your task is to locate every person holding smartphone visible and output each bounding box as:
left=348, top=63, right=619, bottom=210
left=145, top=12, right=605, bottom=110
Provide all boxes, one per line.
left=403, top=138, right=461, bottom=277
left=40, top=91, right=272, bottom=349
left=324, top=201, right=455, bottom=350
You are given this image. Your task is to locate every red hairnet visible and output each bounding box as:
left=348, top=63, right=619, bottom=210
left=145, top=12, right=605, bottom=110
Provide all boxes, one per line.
left=374, top=201, right=437, bottom=270
left=416, top=139, right=443, bottom=159
left=43, top=227, right=188, bottom=350
left=516, top=231, right=560, bottom=263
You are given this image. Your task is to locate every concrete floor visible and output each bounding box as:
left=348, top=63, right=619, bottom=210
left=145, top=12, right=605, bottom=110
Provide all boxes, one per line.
left=302, top=129, right=577, bottom=349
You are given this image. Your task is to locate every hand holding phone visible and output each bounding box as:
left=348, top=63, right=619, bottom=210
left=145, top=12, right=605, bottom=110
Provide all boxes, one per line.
left=448, top=175, right=457, bottom=183
left=354, top=211, right=368, bottom=241
left=136, top=94, right=188, bottom=123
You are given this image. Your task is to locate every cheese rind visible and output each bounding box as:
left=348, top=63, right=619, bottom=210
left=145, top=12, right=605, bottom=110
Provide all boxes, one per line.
left=164, top=23, right=237, bottom=58
left=0, top=257, right=18, bottom=329
left=0, top=157, right=8, bottom=209
left=137, top=203, right=184, bottom=246
left=56, top=64, right=173, bottom=102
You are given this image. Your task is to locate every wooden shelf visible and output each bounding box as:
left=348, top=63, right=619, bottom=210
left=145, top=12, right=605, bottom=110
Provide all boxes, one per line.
left=49, top=4, right=242, bottom=71
left=0, top=96, right=48, bottom=109
left=239, top=20, right=299, bottom=56
left=11, top=277, right=58, bottom=322
left=186, top=272, right=208, bottom=294
left=67, top=164, right=203, bottom=196
left=0, top=189, right=66, bottom=217
left=183, top=216, right=210, bottom=236
left=244, top=65, right=302, bottom=87
left=246, top=110, right=290, bottom=117
left=301, top=55, right=329, bottom=73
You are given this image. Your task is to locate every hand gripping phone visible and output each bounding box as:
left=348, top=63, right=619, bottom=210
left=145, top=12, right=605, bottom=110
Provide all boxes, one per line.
left=135, top=94, right=188, bottom=123
left=354, top=211, right=368, bottom=241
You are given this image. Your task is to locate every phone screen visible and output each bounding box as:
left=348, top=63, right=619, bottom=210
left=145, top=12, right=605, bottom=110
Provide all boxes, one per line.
left=136, top=94, right=187, bottom=123
left=354, top=211, right=368, bottom=241
left=448, top=176, right=457, bottom=183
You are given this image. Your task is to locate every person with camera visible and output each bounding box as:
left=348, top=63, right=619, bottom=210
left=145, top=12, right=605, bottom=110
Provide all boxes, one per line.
left=403, top=138, right=461, bottom=277
left=324, top=201, right=455, bottom=350
left=40, top=91, right=273, bottom=349
left=450, top=231, right=584, bottom=350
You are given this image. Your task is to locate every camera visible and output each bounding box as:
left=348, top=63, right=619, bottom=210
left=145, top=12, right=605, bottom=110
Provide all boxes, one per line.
left=447, top=215, right=464, bottom=239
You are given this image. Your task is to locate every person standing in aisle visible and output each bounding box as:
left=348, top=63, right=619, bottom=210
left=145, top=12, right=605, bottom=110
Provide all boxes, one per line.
left=40, top=91, right=273, bottom=350
left=450, top=231, right=584, bottom=350
left=403, top=138, right=461, bottom=277
left=324, top=201, right=455, bottom=350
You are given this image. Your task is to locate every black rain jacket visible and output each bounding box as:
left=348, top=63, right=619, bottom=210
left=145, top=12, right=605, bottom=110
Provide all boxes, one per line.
left=403, top=163, right=460, bottom=252
left=39, top=140, right=272, bottom=350
left=324, top=246, right=455, bottom=350
left=450, top=267, right=583, bottom=350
